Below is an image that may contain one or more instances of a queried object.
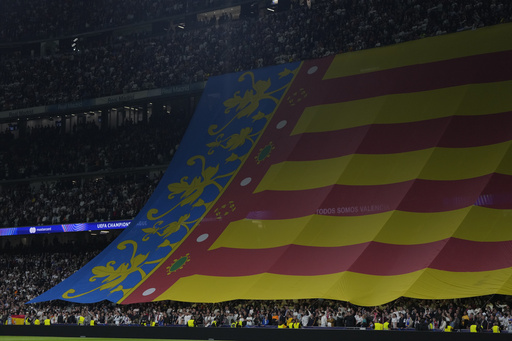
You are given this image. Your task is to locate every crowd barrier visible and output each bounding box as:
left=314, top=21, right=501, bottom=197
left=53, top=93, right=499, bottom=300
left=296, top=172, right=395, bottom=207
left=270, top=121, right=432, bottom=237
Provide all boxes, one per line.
left=0, top=325, right=510, bottom=341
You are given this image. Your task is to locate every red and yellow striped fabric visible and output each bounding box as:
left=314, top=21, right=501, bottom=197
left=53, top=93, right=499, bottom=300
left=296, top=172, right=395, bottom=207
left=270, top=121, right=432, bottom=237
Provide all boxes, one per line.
left=114, top=23, right=512, bottom=306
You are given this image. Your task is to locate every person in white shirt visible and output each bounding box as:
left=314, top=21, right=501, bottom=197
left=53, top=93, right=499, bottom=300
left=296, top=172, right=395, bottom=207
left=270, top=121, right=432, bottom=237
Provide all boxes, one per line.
left=320, top=312, right=328, bottom=327
left=177, top=313, right=184, bottom=325
left=204, top=313, right=214, bottom=327
left=246, top=314, right=253, bottom=326
left=183, top=312, right=191, bottom=326
left=302, top=312, right=310, bottom=327
left=439, top=318, right=447, bottom=331
left=391, top=313, right=398, bottom=329
left=355, top=312, right=363, bottom=326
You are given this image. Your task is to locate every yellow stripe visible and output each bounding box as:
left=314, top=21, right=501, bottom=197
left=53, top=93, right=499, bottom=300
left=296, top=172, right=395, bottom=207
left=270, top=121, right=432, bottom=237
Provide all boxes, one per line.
left=254, top=155, right=354, bottom=192
left=418, top=141, right=512, bottom=180
left=324, top=23, right=512, bottom=79
left=496, top=144, right=512, bottom=174
left=154, top=267, right=512, bottom=306
left=405, top=268, right=512, bottom=300
left=292, top=80, right=512, bottom=135
left=380, top=206, right=512, bottom=244
left=454, top=206, right=512, bottom=242
left=255, top=142, right=512, bottom=192
left=209, top=213, right=391, bottom=249
left=210, top=207, right=512, bottom=249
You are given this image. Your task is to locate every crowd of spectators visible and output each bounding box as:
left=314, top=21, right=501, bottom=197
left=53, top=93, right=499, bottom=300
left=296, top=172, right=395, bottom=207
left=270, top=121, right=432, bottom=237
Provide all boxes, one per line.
left=2, top=0, right=511, bottom=111
left=0, top=238, right=113, bottom=324
left=1, top=0, right=512, bottom=333
left=0, top=0, right=242, bottom=42
left=0, top=172, right=162, bottom=228
left=0, top=115, right=187, bottom=180
left=2, top=0, right=509, bottom=225
left=0, top=111, right=190, bottom=228
left=1, top=240, right=512, bottom=332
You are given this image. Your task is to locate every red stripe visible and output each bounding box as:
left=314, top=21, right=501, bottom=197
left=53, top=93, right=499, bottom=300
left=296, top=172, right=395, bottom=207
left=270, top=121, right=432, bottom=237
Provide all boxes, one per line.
left=284, top=112, right=512, bottom=161
left=192, top=238, right=512, bottom=276
left=437, top=112, right=512, bottom=148
left=304, top=50, right=512, bottom=108
left=245, top=174, right=505, bottom=219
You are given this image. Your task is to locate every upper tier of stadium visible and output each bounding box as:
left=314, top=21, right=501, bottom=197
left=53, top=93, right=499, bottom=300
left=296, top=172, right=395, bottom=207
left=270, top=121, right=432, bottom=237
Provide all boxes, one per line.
left=1, top=0, right=511, bottom=112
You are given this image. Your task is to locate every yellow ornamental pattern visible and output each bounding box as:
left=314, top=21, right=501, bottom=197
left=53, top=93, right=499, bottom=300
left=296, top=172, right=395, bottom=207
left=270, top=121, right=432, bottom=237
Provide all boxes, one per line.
left=56, top=63, right=301, bottom=303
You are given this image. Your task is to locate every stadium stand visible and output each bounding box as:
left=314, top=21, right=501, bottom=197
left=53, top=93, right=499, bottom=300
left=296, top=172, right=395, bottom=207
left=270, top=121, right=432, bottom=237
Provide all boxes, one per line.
left=0, top=0, right=248, bottom=42
left=2, top=0, right=512, bottom=335
left=1, top=0, right=511, bottom=223
left=0, top=172, right=162, bottom=227
left=0, top=119, right=185, bottom=181
left=0, top=109, right=190, bottom=227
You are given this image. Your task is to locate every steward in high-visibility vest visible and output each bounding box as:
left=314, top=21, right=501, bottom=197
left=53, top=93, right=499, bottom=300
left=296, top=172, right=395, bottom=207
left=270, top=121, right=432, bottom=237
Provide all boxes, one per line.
left=24, top=317, right=31, bottom=325
left=90, top=320, right=95, bottom=326
left=444, top=325, right=453, bottom=332
left=78, top=316, right=85, bottom=326
left=278, top=322, right=287, bottom=328
left=231, top=321, right=237, bottom=328
left=211, top=320, right=218, bottom=327
left=374, top=322, right=384, bottom=330
left=151, top=321, right=156, bottom=327
left=383, top=321, right=390, bottom=330
left=34, top=319, right=41, bottom=325
left=492, top=324, right=501, bottom=333
left=293, top=321, right=302, bottom=329
left=188, top=318, right=196, bottom=327
left=470, top=324, right=478, bottom=333
left=44, top=318, right=51, bottom=326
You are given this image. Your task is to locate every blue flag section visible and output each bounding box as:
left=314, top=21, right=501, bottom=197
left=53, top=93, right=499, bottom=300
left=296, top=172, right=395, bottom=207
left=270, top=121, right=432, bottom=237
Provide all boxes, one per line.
left=28, top=62, right=300, bottom=304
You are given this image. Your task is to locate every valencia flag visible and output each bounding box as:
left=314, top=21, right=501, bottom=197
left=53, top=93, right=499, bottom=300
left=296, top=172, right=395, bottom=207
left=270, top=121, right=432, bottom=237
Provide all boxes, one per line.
left=30, top=23, right=512, bottom=306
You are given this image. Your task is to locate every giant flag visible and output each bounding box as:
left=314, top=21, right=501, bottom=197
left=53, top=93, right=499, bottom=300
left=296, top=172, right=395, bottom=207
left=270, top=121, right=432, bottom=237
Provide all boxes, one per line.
left=30, top=23, right=512, bottom=306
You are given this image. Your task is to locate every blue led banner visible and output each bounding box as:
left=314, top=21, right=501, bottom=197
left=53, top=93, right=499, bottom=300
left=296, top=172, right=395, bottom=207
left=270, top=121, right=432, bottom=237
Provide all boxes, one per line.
left=0, top=220, right=132, bottom=237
